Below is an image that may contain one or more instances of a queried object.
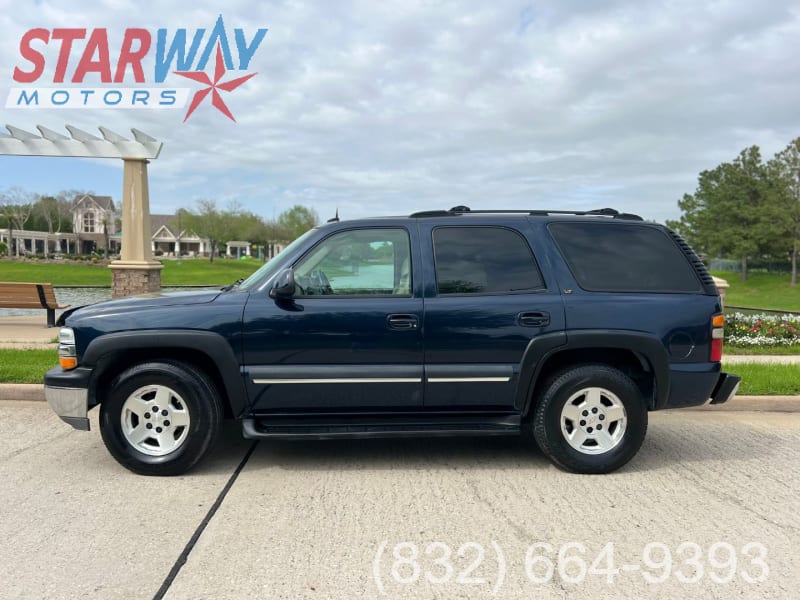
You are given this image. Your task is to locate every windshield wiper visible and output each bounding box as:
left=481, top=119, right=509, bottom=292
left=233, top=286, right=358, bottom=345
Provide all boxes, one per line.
left=221, top=278, right=244, bottom=292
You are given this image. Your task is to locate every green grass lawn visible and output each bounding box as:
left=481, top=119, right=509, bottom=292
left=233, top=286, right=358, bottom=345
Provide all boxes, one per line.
left=726, top=345, right=800, bottom=355
left=0, top=349, right=57, bottom=384
left=726, top=363, right=800, bottom=396
left=0, top=259, right=262, bottom=286
left=713, top=271, right=800, bottom=312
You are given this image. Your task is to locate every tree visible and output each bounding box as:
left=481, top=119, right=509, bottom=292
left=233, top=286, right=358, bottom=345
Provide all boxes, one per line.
left=277, top=205, right=319, bottom=241
left=238, top=213, right=287, bottom=261
left=238, top=212, right=268, bottom=260
left=34, top=193, right=75, bottom=255
left=179, top=200, right=239, bottom=263
left=768, top=137, right=800, bottom=285
left=36, top=191, right=77, bottom=235
left=671, top=146, right=772, bottom=281
left=0, top=187, right=36, bottom=257
left=100, top=215, right=112, bottom=257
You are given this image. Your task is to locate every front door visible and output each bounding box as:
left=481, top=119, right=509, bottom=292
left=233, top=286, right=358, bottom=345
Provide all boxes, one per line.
left=242, top=226, right=423, bottom=412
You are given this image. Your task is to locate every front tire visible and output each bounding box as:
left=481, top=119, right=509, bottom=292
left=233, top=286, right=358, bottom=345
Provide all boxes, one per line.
left=99, top=361, right=222, bottom=476
left=531, top=364, right=648, bottom=474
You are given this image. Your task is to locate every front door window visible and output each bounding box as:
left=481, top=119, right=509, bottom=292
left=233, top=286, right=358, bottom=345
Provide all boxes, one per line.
left=294, top=228, right=412, bottom=296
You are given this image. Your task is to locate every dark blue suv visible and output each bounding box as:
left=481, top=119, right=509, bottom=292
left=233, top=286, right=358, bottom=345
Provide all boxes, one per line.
left=44, top=207, right=740, bottom=475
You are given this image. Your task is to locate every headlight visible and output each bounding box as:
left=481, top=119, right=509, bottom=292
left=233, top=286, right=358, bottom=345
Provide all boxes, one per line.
left=58, top=327, right=75, bottom=345
left=58, top=328, right=77, bottom=370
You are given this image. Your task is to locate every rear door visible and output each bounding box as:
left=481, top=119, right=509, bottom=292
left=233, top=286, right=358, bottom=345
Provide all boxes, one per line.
left=419, top=221, right=565, bottom=410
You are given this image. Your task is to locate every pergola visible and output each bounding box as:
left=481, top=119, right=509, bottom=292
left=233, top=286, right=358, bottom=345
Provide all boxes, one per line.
left=0, top=124, right=163, bottom=297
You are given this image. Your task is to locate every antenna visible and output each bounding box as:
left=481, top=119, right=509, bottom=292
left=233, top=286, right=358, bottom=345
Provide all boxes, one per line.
left=327, top=208, right=340, bottom=223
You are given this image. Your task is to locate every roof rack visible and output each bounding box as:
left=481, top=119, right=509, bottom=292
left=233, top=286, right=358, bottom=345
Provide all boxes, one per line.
left=409, top=206, right=643, bottom=221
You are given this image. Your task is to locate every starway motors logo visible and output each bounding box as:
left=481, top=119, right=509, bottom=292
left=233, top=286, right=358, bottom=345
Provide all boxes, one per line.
left=6, top=15, right=267, bottom=122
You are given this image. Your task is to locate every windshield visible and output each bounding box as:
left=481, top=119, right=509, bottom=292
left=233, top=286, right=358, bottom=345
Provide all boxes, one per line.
left=238, top=229, right=317, bottom=291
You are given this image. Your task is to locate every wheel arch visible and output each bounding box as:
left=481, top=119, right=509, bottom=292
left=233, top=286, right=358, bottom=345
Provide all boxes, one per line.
left=517, top=330, right=670, bottom=416
left=83, top=330, right=247, bottom=418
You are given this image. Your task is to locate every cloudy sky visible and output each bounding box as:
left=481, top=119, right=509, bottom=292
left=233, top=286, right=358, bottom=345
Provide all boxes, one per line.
left=0, top=0, right=797, bottom=223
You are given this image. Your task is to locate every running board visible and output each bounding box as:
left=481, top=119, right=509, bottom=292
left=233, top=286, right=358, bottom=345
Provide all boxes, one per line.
left=242, top=413, right=521, bottom=440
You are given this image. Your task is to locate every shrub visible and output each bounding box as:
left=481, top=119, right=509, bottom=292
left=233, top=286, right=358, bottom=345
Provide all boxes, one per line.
left=725, top=312, right=800, bottom=346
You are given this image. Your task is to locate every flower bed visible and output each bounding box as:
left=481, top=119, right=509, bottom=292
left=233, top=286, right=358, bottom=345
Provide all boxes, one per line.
left=725, top=312, right=800, bottom=347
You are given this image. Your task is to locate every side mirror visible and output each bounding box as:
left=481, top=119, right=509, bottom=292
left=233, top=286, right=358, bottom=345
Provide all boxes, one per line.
left=269, top=268, right=296, bottom=299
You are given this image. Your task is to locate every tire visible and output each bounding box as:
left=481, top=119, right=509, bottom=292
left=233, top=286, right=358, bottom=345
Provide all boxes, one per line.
left=99, top=361, right=222, bottom=476
left=530, top=364, right=648, bottom=474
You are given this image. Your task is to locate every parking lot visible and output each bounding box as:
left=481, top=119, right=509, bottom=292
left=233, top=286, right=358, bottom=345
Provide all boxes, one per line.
left=1, top=401, right=798, bottom=599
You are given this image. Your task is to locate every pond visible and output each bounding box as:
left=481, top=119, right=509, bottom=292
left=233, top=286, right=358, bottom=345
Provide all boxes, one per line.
left=0, top=286, right=221, bottom=318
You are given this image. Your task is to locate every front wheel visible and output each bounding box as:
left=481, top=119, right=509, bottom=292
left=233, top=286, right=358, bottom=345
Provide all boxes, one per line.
left=99, top=361, right=222, bottom=476
left=530, top=364, right=648, bottom=474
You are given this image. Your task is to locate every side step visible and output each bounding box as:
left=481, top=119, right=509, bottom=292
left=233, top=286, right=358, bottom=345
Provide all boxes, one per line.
left=242, top=413, right=521, bottom=440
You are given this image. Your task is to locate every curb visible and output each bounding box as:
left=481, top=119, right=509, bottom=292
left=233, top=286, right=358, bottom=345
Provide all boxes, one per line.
left=0, top=384, right=46, bottom=402
left=687, top=395, right=800, bottom=412
left=0, top=385, right=798, bottom=412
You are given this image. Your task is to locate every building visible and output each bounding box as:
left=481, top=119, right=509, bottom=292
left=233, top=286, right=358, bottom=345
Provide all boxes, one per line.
left=150, top=214, right=209, bottom=257
left=71, top=194, right=120, bottom=254
left=1, top=194, right=286, bottom=259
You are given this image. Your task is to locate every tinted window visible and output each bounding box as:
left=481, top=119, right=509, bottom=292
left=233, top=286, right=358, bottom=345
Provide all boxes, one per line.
left=294, top=228, right=411, bottom=296
left=433, top=227, right=544, bottom=295
left=548, top=222, right=701, bottom=293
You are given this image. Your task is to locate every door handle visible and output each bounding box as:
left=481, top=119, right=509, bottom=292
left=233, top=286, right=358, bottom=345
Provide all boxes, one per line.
left=518, top=311, right=550, bottom=327
left=387, top=314, right=419, bottom=330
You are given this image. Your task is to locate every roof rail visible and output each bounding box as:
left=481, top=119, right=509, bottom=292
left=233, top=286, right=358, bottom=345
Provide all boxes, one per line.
left=409, top=206, right=643, bottom=221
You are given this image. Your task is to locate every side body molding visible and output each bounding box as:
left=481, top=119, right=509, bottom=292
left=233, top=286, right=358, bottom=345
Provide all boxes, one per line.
left=83, top=330, right=248, bottom=417
left=515, top=330, right=671, bottom=414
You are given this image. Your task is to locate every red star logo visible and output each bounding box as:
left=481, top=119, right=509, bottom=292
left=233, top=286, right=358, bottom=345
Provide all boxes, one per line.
left=174, top=43, right=257, bottom=122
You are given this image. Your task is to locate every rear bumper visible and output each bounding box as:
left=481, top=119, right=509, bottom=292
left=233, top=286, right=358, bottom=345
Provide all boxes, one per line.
left=663, top=363, right=740, bottom=409
left=709, top=372, right=741, bottom=405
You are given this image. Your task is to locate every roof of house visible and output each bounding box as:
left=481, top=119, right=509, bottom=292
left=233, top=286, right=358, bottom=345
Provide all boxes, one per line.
left=74, top=194, right=115, bottom=212
left=150, top=214, right=177, bottom=236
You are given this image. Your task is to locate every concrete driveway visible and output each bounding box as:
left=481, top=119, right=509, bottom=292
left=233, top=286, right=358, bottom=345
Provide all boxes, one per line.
left=1, top=401, right=797, bottom=599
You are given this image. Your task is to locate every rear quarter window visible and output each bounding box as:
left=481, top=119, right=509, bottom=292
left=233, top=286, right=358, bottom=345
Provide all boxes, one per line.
left=548, top=222, right=702, bottom=293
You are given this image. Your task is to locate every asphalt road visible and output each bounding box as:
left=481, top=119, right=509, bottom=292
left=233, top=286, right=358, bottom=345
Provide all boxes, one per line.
left=1, top=401, right=797, bottom=599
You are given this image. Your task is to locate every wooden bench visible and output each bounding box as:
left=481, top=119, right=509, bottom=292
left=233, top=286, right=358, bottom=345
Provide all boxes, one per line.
left=0, top=282, right=70, bottom=327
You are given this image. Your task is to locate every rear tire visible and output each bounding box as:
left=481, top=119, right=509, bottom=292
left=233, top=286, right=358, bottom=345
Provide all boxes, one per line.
left=530, top=364, right=647, bottom=474
left=99, top=361, right=222, bottom=476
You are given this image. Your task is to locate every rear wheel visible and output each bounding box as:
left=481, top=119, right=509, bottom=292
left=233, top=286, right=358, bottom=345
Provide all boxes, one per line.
left=530, top=364, right=647, bottom=474
left=99, top=361, right=222, bottom=476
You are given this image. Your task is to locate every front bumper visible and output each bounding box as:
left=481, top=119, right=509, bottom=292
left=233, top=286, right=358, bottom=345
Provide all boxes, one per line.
left=45, top=386, right=90, bottom=430
left=709, top=372, right=741, bottom=405
left=44, top=366, right=92, bottom=431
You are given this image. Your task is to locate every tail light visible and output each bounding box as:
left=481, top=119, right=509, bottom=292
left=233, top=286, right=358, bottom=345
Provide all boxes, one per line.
left=710, top=314, right=724, bottom=362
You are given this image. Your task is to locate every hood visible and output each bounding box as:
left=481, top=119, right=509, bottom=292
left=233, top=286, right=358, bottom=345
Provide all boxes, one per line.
left=60, top=290, right=222, bottom=325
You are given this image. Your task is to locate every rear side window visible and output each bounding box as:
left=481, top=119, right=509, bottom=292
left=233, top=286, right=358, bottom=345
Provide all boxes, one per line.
left=548, top=222, right=702, bottom=293
left=433, top=227, right=544, bottom=295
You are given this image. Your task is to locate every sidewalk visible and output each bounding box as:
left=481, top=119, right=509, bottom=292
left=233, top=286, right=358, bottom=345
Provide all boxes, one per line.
left=722, top=354, right=800, bottom=364
left=0, top=315, right=58, bottom=349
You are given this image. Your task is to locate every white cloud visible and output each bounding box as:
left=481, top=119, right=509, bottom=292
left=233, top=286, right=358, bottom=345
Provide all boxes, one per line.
left=0, top=0, right=798, bottom=223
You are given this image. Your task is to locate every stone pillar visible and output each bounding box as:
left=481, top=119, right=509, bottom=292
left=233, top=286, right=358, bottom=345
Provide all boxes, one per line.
left=109, top=158, right=163, bottom=298
left=712, top=276, right=729, bottom=309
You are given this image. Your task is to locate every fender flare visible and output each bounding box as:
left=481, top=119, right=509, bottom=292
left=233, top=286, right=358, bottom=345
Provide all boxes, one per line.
left=516, top=330, right=670, bottom=414
left=83, top=330, right=247, bottom=417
